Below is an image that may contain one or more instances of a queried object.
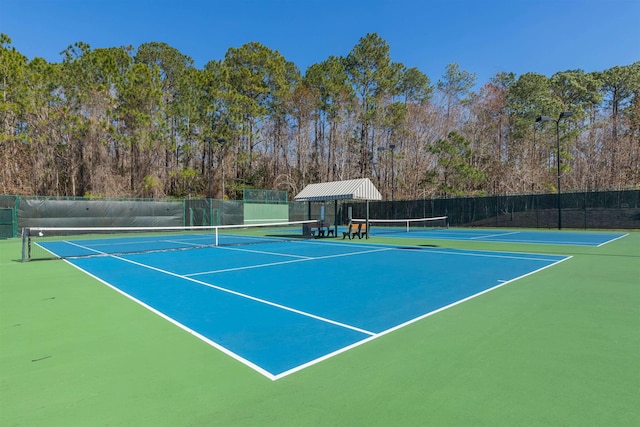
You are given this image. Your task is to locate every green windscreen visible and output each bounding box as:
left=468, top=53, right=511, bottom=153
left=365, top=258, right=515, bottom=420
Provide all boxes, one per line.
left=244, top=203, right=289, bottom=224
left=0, top=208, right=15, bottom=238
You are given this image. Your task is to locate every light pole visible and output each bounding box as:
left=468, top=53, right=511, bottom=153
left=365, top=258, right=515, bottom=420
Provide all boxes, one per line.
left=536, top=111, right=573, bottom=229
left=204, top=136, right=212, bottom=199
left=218, top=138, right=226, bottom=200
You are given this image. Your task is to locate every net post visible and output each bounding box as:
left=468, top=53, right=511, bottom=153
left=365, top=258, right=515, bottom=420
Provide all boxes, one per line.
left=21, top=227, right=29, bottom=262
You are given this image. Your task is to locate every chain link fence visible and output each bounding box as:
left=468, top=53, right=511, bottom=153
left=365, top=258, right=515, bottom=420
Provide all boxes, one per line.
left=346, top=189, right=639, bottom=229
left=2, top=189, right=638, bottom=238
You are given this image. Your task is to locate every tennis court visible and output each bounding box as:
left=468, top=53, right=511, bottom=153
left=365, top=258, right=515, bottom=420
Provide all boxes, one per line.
left=37, top=234, right=569, bottom=379
left=2, top=225, right=638, bottom=426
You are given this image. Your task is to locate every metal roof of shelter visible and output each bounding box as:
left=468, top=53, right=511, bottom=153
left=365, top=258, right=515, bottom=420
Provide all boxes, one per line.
left=293, top=178, right=382, bottom=202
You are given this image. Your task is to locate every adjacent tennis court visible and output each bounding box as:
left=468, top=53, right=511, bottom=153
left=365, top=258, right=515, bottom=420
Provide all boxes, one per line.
left=355, top=217, right=628, bottom=246
left=373, top=228, right=627, bottom=246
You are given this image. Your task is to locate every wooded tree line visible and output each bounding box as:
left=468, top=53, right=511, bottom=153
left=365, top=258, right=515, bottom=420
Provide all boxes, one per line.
left=1, top=33, right=639, bottom=200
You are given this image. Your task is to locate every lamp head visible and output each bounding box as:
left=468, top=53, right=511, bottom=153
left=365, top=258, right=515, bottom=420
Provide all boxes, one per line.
left=559, top=111, right=573, bottom=119
left=536, top=115, right=551, bottom=123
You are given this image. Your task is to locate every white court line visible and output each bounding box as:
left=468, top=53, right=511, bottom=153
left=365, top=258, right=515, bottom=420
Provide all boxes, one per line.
left=179, top=243, right=563, bottom=277
left=186, top=247, right=393, bottom=276
left=477, top=238, right=610, bottom=246
left=59, top=258, right=279, bottom=380
left=64, top=239, right=376, bottom=336
left=214, top=245, right=314, bottom=259
left=113, top=256, right=374, bottom=335
left=306, top=239, right=567, bottom=262
left=74, top=233, right=216, bottom=249
left=111, top=255, right=378, bottom=337
left=596, top=233, right=629, bottom=247
left=186, top=257, right=312, bottom=276
left=399, top=247, right=565, bottom=263
left=469, top=231, right=521, bottom=240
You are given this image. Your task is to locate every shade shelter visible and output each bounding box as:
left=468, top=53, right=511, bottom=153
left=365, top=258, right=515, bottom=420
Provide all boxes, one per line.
left=294, top=178, right=382, bottom=237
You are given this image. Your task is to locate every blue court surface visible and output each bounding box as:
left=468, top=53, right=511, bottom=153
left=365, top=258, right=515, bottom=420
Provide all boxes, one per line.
left=42, top=237, right=571, bottom=380
left=370, top=228, right=628, bottom=246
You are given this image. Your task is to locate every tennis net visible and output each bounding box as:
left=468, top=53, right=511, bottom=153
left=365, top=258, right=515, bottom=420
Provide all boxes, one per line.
left=351, top=216, right=448, bottom=235
left=21, top=220, right=317, bottom=262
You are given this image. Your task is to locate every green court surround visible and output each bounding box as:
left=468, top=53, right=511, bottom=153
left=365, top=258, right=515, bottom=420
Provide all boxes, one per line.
left=1, top=231, right=638, bottom=426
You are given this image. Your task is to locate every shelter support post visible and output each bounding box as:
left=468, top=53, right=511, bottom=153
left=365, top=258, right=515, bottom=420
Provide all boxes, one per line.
left=334, top=200, right=338, bottom=237
left=366, top=200, right=370, bottom=239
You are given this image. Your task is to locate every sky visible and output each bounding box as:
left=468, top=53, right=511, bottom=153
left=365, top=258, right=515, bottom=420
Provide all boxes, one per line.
left=2, top=0, right=639, bottom=88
